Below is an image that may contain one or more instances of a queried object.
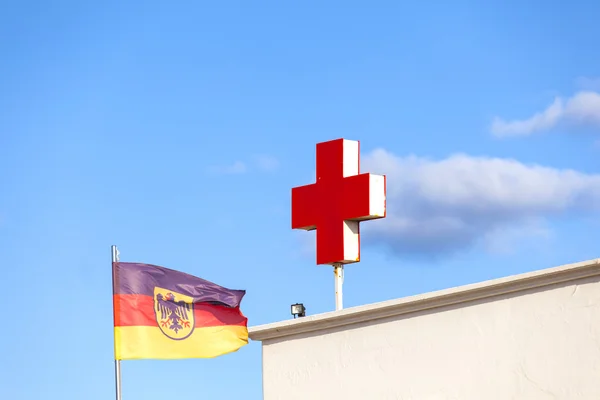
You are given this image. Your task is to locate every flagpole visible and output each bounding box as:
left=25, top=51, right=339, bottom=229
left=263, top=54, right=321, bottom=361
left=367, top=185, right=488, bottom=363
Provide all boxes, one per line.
left=111, top=245, right=122, bottom=400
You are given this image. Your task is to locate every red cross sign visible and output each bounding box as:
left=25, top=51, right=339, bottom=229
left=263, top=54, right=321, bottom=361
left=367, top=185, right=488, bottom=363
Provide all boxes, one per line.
left=292, top=138, right=386, bottom=265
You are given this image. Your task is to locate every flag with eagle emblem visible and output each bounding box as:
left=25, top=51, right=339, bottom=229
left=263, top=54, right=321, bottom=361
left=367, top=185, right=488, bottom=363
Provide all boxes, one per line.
left=112, top=262, right=248, bottom=360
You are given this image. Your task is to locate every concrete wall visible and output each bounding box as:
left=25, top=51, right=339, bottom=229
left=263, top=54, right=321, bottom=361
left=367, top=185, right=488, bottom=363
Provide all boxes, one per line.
left=250, top=260, right=600, bottom=400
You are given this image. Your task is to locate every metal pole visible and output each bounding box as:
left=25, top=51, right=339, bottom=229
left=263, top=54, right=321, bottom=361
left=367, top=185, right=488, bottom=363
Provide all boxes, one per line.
left=111, top=245, right=122, bottom=400
left=334, top=263, right=344, bottom=310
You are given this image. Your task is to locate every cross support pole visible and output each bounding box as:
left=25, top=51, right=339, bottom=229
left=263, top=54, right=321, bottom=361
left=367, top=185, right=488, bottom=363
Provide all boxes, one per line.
left=334, top=263, right=344, bottom=311
left=111, top=245, right=122, bottom=400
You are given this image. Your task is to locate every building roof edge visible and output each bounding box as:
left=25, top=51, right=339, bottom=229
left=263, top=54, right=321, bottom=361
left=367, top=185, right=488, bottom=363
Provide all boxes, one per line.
left=249, top=258, right=600, bottom=341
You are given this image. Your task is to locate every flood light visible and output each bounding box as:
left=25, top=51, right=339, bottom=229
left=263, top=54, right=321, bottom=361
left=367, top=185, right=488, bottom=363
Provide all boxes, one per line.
left=291, top=303, right=306, bottom=318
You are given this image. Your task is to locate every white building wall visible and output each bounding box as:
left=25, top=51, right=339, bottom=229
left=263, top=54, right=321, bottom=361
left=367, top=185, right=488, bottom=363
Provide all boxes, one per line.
left=250, top=260, right=600, bottom=400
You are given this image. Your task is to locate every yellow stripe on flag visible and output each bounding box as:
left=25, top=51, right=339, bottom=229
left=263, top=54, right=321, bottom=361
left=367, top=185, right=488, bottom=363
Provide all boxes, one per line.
left=114, top=325, right=248, bottom=360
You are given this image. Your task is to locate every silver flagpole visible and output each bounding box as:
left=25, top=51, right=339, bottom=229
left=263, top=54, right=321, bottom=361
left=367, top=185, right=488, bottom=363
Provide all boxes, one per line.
left=111, top=245, right=122, bottom=400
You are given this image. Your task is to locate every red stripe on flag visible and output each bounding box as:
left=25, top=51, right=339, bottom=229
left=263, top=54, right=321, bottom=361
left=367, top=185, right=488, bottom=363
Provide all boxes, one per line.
left=113, top=294, right=247, bottom=328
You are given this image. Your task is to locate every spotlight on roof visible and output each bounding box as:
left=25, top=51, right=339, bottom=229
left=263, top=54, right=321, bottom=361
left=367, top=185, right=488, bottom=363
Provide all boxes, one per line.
left=291, top=303, right=306, bottom=319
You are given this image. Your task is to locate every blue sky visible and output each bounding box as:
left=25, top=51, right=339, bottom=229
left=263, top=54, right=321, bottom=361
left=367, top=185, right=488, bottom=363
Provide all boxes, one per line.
left=2, top=1, right=600, bottom=398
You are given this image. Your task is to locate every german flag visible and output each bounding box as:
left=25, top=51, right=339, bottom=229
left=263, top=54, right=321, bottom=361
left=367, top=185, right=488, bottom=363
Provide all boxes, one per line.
left=112, top=262, right=248, bottom=360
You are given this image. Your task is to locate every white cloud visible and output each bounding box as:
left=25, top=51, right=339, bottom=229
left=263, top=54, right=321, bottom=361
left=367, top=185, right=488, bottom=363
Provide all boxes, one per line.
left=207, top=155, right=280, bottom=175
left=254, top=155, right=279, bottom=172
left=206, top=161, right=247, bottom=175
left=491, top=91, right=600, bottom=137
left=481, top=219, right=551, bottom=255
left=357, top=149, right=600, bottom=257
